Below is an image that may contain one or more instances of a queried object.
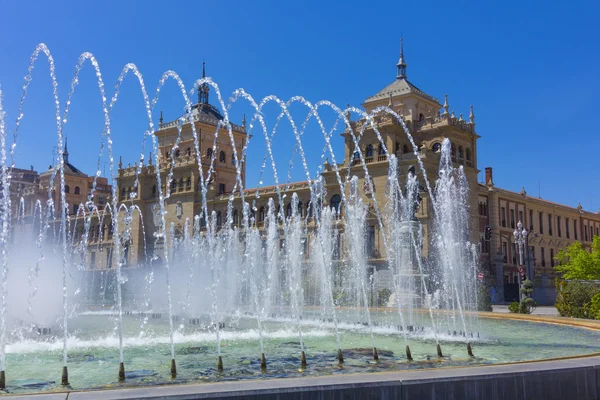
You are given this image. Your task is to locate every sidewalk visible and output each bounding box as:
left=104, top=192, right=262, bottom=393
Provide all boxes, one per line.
left=492, top=305, right=559, bottom=316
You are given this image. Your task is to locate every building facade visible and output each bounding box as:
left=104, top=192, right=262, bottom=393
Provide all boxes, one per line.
left=477, top=167, right=600, bottom=303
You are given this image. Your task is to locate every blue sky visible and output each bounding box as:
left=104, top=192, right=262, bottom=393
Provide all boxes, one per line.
left=0, top=0, right=598, bottom=210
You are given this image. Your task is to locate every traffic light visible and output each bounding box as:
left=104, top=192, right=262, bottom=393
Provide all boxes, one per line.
left=484, top=226, right=492, bottom=241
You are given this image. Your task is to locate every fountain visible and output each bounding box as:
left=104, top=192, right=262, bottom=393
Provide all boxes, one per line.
left=0, top=44, right=598, bottom=398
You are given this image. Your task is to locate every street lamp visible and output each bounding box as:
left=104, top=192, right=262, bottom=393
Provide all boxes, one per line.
left=513, top=221, right=528, bottom=300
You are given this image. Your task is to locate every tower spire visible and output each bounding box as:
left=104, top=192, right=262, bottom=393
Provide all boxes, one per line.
left=396, top=37, right=407, bottom=79
left=198, top=61, right=209, bottom=105
left=63, top=137, right=69, bottom=163
left=442, top=94, right=449, bottom=115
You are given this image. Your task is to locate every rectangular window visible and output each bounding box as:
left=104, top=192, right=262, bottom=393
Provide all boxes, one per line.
left=106, top=248, right=113, bottom=269
left=367, top=226, right=376, bottom=257
left=539, top=212, right=544, bottom=234
left=566, top=217, right=570, bottom=239
left=557, top=216, right=562, bottom=237
left=548, top=214, right=553, bottom=236
left=591, top=226, right=594, bottom=241
left=98, top=196, right=105, bottom=205
left=501, top=207, right=506, bottom=227
left=541, top=247, right=546, bottom=267
left=511, top=243, right=517, bottom=265
left=218, top=183, right=226, bottom=195
left=510, top=209, right=515, bottom=229
left=502, top=242, right=508, bottom=263
left=550, top=248, right=555, bottom=267
left=574, top=220, right=578, bottom=240
left=529, top=210, right=534, bottom=231
left=585, top=225, right=589, bottom=241
left=529, top=246, right=535, bottom=265
left=519, top=210, right=524, bottom=226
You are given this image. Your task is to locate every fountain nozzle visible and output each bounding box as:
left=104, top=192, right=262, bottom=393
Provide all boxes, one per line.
left=171, top=359, right=177, bottom=378
left=337, top=349, right=344, bottom=365
left=260, top=353, right=267, bottom=371
left=61, top=366, right=69, bottom=386
left=406, top=345, right=413, bottom=361
left=467, top=342, right=474, bottom=358
left=301, top=351, right=307, bottom=368
left=373, top=347, right=379, bottom=361
left=436, top=344, right=443, bottom=358
left=118, top=362, right=125, bottom=381
left=217, top=356, right=223, bottom=372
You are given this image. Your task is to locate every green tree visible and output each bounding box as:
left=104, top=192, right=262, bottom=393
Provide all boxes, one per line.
left=554, top=236, right=600, bottom=280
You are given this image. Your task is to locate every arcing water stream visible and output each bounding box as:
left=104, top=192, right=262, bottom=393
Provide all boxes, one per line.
left=0, top=43, right=494, bottom=392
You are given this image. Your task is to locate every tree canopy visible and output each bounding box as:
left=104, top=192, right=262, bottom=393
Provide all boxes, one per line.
left=554, top=236, right=600, bottom=280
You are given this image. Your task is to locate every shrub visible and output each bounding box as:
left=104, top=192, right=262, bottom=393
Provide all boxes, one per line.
left=377, top=288, right=392, bottom=307
left=555, top=280, right=599, bottom=319
left=508, top=302, right=520, bottom=313
left=588, top=292, right=600, bottom=320
left=518, top=279, right=536, bottom=314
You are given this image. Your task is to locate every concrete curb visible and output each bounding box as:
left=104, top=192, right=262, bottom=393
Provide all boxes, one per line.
left=4, top=355, right=600, bottom=400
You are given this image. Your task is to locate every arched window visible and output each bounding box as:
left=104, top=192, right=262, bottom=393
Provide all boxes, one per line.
left=419, top=113, right=424, bottom=122
left=451, top=144, right=456, bottom=157
left=378, top=144, right=385, bottom=155
left=432, top=142, right=441, bottom=153
left=74, top=186, right=80, bottom=195
left=286, top=202, right=292, bottom=217
left=65, top=185, right=70, bottom=194
left=330, top=194, right=341, bottom=212
left=186, top=177, right=191, bottom=190
left=179, top=178, right=184, bottom=191
left=216, top=211, right=222, bottom=228
left=232, top=153, right=236, bottom=166
left=121, top=188, right=126, bottom=199
left=298, top=201, right=303, bottom=217
left=175, top=149, right=180, bottom=158
left=73, top=204, right=78, bottom=215
left=458, top=146, right=464, bottom=159
left=186, top=147, right=191, bottom=157
left=206, top=148, right=213, bottom=159
left=366, top=144, right=374, bottom=157
left=403, top=144, right=410, bottom=154
left=219, top=151, right=226, bottom=163
left=170, top=179, right=177, bottom=191
left=232, top=209, right=239, bottom=226
left=152, top=185, right=156, bottom=195
left=353, top=151, right=360, bottom=160
left=466, top=148, right=472, bottom=161
left=306, top=201, right=313, bottom=219
left=259, top=206, right=265, bottom=222
left=395, top=142, right=400, bottom=153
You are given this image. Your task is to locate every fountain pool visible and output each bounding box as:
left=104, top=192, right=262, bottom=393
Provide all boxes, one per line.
left=3, top=312, right=600, bottom=394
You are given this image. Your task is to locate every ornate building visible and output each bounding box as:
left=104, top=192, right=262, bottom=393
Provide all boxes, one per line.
left=115, top=41, right=480, bottom=289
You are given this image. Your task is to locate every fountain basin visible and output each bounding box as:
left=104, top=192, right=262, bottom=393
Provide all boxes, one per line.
left=2, top=312, right=600, bottom=399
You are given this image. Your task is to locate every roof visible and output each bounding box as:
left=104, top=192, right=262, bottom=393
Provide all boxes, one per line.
left=41, top=162, right=87, bottom=177
left=477, top=183, right=600, bottom=218
left=159, top=102, right=246, bottom=134
left=365, top=78, right=440, bottom=105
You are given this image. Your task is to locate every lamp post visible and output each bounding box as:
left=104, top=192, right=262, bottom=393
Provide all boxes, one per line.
left=513, top=221, right=528, bottom=300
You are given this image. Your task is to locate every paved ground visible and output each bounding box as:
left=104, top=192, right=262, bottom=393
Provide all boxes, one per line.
left=492, top=305, right=559, bottom=316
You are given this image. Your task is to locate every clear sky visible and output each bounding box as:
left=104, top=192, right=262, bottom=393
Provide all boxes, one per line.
left=0, top=0, right=598, bottom=210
